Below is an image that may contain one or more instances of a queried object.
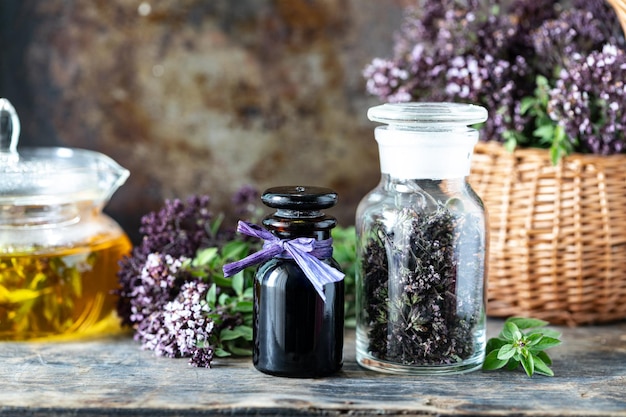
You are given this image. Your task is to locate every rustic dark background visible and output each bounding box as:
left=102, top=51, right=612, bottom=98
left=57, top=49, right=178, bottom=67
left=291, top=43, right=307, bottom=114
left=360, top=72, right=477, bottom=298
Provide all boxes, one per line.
left=0, top=0, right=406, bottom=242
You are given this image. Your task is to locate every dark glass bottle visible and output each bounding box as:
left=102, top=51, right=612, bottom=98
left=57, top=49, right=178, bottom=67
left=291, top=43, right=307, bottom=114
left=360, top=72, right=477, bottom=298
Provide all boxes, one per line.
left=253, top=186, right=344, bottom=377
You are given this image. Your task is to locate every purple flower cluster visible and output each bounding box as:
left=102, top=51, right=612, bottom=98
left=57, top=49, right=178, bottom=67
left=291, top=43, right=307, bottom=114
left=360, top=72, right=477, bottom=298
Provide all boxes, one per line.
left=128, top=253, right=188, bottom=325
left=117, top=195, right=216, bottom=327
left=137, top=195, right=215, bottom=259
left=116, top=195, right=218, bottom=366
left=364, top=0, right=626, bottom=155
left=136, top=279, right=214, bottom=367
left=549, top=45, right=626, bottom=154
left=116, top=189, right=263, bottom=367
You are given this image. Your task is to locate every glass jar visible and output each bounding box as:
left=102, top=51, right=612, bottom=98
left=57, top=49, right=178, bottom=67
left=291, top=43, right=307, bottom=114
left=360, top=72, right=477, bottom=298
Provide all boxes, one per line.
left=355, top=102, right=488, bottom=374
left=253, top=186, right=344, bottom=377
left=0, top=98, right=131, bottom=340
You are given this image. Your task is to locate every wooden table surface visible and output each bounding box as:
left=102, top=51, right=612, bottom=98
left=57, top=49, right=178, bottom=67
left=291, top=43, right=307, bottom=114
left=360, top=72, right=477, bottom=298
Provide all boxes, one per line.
left=1, top=320, right=625, bottom=417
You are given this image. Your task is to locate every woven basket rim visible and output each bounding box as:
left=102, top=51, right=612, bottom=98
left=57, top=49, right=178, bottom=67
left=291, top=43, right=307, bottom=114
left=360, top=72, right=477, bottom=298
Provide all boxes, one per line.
left=475, top=141, right=626, bottom=164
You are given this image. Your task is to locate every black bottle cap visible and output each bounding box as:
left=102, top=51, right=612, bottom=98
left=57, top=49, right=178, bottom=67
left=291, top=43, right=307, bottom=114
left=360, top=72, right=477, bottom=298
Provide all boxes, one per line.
left=261, top=186, right=337, bottom=210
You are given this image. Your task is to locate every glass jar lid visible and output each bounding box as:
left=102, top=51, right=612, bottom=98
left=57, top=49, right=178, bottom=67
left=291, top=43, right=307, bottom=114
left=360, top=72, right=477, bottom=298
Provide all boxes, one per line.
left=368, top=102, right=488, bottom=128
left=367, top=102, right=488, bottom=179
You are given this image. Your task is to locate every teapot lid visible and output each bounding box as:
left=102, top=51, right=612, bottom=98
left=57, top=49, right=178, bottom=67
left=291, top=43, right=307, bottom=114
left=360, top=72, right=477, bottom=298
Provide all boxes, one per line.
left=0, top=98, right=129, bottom=206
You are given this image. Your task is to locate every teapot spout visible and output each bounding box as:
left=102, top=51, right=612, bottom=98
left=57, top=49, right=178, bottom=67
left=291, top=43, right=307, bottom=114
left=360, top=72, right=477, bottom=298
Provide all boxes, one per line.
left=97, top=153, right=130, bottom=204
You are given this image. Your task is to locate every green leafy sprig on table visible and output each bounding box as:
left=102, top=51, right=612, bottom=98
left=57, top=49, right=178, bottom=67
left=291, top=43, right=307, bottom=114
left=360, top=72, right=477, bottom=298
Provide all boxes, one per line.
left=483, top=317, right=562, bottom=377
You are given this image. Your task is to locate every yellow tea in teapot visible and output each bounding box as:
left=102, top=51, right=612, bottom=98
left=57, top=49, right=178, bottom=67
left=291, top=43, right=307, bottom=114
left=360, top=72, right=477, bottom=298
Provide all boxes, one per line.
left=0, top=233, right=131, bottom=340
left=0, top=98, right=133, bottom=340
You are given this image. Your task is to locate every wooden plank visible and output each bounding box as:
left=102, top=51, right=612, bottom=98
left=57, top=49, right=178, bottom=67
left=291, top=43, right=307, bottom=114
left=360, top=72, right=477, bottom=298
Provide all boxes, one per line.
left=0, top=320, right=624, bottom=416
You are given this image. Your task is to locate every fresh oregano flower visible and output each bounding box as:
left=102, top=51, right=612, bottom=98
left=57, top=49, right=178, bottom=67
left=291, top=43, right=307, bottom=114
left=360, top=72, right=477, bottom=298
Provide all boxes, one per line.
left=116, top=191, right=263, bottom=367
left=483, top=317, right=562, bottom=377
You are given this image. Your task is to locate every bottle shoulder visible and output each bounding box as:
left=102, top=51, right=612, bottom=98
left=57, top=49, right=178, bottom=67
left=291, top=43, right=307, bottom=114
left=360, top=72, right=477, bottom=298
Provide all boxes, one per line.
left=356, top=179, right=486, bottom=235
left=359, top=179, right=483, bottom=209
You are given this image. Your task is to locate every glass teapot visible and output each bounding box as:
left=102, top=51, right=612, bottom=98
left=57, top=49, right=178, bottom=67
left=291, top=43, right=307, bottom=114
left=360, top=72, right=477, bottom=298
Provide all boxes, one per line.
left=0, top=98, right=132, bottom=340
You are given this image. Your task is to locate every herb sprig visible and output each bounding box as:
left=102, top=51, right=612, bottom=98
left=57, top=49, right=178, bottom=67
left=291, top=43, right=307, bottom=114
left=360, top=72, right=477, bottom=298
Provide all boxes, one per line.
left=483, top=317, right=562, bottom=377
left=187, top=243, right=255, bottom=358
left=116, top=193, right=263, bottom=367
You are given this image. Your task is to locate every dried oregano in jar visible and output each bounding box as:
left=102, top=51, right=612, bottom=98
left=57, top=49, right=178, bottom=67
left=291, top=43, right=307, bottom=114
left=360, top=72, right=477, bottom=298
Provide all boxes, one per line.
left=356, top=103, right=488, bottom=375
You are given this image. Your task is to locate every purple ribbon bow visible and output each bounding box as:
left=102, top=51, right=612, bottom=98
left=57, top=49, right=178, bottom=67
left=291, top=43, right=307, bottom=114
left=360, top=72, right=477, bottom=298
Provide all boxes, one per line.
left=222, top=221, right=345, bottom=302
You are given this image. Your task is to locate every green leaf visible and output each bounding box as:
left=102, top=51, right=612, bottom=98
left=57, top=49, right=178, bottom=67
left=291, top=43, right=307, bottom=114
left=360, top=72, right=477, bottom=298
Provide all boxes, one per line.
left=221, top=241, right=249, bottom=261
left=506, top=317, right=549, bottom=330
left=235, top=300, right=254, bottom=313
left=232, top=272, right=244, bottom=297
left=520, top=96, right=536, bottom=115
left=209, top=213, right=225, bottom=238
left=527, top=328, right=562, bottom=339
left=550, top=144, right=564, bottom=166
left=238, top=325, right=254, bottom=341
left=213, top=347, right=231, bottom=358
left=212, top=275, right=232, bottom=288
left=482, top=350, right=509, bottom=370
left=225, top=342, right=253, bottom=357
left=504, top=138, right=517, bottom=153
left=525, top=332, right=544, bottom=346
left=529, top=336, right=562, bottom=351
left=497, top=344, right=516, bottom=361
left=220, top=325, right=253, bottom=342
left=206, top=283, right=217, bottom=309
left=533, top=124, right=554, bottom=141
left=500, top=321, right=522, bottom=341
left=242, top=287, right=254, bottom=299
left=193, top=247, right=219, bottom=268
left=535, top=74, right=550, bottom=92
left=218, top=292, right=230, bottom=306
left=549, top=124, right=571, bottom=165
left=242, top=314, right=254, bottom=327
left=532, top=353, right=554, bottom=376
left=502, top=130, right=526, bottom=152
left=506, top=358, right=521, bottom=371
left=520, top=352, right=535, bottom=377
left=536, top=350, right=553, bottom=366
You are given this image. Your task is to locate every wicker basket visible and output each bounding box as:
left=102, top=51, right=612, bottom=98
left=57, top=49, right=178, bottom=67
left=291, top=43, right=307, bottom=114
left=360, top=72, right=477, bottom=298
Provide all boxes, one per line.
left=469, top=142, right=626, bottom=325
